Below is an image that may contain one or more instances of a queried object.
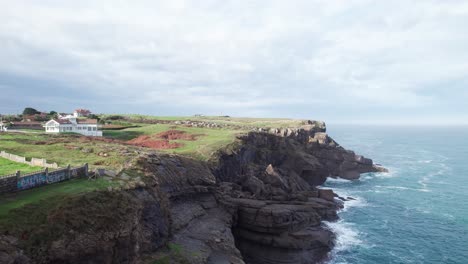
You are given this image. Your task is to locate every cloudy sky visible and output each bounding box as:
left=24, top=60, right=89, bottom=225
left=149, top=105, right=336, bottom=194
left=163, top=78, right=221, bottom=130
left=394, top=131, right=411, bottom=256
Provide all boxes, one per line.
left=1, top=0, right=467, bottom=124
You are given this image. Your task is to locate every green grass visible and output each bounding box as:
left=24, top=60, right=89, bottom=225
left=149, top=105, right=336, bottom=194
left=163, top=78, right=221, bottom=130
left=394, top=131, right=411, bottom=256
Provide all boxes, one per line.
left=0, top=157, right=43, bottom=175
left=0, top=188, right=135, bottom=261
left=8, top=128, right=44, bottom=133
left=148, top=243, right=190, bottom=264
left=1, top=115, right=305, bottom=171
left=102, top=114, right=193, bottom=121
left=103, top=124, right=241, bottom=160
left=0, top=178, right=115, bottom=216
left=0, top=133, right=130, bottom=169
left=102, top=114, right=306, bottom=128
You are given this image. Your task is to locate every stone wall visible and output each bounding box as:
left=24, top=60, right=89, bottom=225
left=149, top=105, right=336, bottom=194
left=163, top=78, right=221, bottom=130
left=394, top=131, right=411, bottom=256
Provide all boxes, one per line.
left=0, top=173, right=18, bottom=194
left=0, top=150, right=59, bottom=169
left=0, top=164, right=88, bottom=194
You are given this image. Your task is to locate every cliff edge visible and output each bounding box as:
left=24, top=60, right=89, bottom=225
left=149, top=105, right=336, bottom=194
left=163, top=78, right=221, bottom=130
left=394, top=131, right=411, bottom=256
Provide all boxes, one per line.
left=0, top=121, right=385, bottom=264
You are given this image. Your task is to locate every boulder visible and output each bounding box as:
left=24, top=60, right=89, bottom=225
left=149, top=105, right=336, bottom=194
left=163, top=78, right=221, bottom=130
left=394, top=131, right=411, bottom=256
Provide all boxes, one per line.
left=318, top=189, right=335, bottom=202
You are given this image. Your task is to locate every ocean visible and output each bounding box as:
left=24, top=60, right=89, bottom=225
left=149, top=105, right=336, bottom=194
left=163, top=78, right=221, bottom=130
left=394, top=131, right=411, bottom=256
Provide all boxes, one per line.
left=323, top=125, right=468, bottom=264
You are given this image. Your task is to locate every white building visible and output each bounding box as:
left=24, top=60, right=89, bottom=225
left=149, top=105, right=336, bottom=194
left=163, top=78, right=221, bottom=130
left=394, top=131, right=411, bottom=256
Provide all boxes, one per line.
left=44, top=117, right=102, bottom=137
left=0, top=121, right=7, bottom=132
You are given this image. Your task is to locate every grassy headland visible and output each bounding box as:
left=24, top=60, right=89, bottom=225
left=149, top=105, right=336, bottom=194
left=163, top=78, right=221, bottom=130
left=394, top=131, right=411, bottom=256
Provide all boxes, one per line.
left=0, top=115, right=306, bottom=221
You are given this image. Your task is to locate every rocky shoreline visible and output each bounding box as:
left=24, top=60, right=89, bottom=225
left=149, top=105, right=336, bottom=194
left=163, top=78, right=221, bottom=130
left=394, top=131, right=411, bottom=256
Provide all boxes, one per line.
left=0, top=121, right=385, bottom=264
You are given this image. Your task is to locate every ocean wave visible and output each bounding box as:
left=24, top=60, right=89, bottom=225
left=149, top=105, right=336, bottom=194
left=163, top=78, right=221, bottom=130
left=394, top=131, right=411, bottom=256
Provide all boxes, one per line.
left=417, top=159, right=433, bottom=164
left=326, top=177, right=351, bottom=183
left=331, top=190, right=368, bottom=212
left=324, top=220, right=363, bottom=252
left=369, top=167, right=399, bottom=179
left=375, top=185, right=430, bottom=192
left=417, top=162, right=452, bottom=189
left=417, top=178, right=428, bottom=189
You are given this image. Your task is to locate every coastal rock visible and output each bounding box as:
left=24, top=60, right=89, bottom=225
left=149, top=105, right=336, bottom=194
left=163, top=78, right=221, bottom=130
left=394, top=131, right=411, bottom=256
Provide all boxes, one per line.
left=235, top=226, right=334, bottom=264
left=318, top=189, right=335, bottom=202
left=1, top=120, right=384, bottom=264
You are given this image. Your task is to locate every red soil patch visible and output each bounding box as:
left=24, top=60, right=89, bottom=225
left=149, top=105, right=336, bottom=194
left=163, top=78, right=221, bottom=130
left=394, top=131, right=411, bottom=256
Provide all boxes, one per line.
left=75, top=130, right=201, bottom=150
left=156, top=130, right=200, bottom=141
left=126, top=135, right=182, bottom=149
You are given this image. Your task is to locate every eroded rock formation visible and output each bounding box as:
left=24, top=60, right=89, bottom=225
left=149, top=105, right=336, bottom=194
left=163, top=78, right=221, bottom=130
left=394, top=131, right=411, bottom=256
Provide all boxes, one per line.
left=0, top=121, right=385, bottom=264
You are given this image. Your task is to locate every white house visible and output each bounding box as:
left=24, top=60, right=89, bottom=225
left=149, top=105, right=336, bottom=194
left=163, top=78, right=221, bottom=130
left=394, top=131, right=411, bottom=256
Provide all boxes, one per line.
left=44, top=117, right=102, bottom=137
left=0, top=121, right=7, bottom=132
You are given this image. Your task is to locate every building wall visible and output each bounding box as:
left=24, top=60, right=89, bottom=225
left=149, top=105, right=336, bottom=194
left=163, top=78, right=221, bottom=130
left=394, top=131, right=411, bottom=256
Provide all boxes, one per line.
left=45, top=124, right=102, bottom=136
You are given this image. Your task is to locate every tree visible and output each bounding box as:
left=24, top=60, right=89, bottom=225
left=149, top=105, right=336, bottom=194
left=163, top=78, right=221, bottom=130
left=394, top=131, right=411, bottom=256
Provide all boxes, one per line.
left=48, top=111, right=58, bottom=119
left=23, top=107, right=40, bottom=115
left=87, top=114, right=100, bottom=120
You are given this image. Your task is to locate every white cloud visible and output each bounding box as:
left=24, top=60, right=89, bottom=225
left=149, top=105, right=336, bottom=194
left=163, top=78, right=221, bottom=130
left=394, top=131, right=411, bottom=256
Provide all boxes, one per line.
left=0, top=0, right=467, bottom=122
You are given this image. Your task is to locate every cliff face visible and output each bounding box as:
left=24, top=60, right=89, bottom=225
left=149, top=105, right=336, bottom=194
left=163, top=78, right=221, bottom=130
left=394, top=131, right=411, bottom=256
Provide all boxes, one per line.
left=210, top=124, right=382, bottom=263
left=0, top=122, right=384, bottom=264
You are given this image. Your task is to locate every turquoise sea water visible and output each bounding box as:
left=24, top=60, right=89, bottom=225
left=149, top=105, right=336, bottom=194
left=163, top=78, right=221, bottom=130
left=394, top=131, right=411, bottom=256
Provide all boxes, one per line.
left=324, top=125, right=468, bottom=264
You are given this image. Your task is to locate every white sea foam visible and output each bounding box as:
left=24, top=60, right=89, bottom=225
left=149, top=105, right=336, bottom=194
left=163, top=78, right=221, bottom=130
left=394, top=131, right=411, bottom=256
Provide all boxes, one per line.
left=418, top=159, right=433, bottom=164
left=442, top=213, right=455, bottom=220
left=325, top=220, right=363, bottom=252
left=374, top=168, right=398, bottom=178
left=332, top=190, right=368, bottom=212
left=375, top=185, right=430, bottom=192
left=326, top=177, right=351, bottom=183
left=416, top=162, right=451, bottom=190
left=417, top=177, right=429, bottom=189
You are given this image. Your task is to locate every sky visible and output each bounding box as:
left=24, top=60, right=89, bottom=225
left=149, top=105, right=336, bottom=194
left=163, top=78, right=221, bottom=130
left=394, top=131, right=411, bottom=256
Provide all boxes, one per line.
left=0, top=0, right=467, bottom=125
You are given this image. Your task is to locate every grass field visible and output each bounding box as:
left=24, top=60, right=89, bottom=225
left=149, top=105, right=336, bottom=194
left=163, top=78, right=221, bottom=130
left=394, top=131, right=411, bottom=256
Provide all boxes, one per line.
left=104, top=123, right=241, bottom=160
left=104, top=114, right=306, bottom=128
left=0, top=178, right=115, bottom=216
left=0, top=116, right=298, bottom=171
left=0, top=157, right=43, bottom=175
left=0, top=133, right=131, bottom=169
left=0, top=116, right=303, bottom=223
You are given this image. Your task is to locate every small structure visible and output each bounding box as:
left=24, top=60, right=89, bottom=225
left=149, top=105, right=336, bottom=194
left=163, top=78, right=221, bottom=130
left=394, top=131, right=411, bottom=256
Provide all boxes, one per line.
left=74, top=109, right=91, bottom=117
left=44, top=116, right=102, bottom=137
left=0, top=121, right=7, bottom=132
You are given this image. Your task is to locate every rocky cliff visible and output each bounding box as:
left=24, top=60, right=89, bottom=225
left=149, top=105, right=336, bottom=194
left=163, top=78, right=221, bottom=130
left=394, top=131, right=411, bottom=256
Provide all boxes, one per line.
left=0, top=121, right=385, bottom=264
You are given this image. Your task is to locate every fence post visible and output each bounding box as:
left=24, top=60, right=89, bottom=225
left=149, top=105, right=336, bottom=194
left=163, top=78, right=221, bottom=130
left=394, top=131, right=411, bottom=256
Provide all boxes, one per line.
left=67, top=164, right=71, bottom=179
left=45, top=167, right=49, bottom=183
left=84, top=163, right=89, bottom=177
left=15, top=170, right=20, bottom=192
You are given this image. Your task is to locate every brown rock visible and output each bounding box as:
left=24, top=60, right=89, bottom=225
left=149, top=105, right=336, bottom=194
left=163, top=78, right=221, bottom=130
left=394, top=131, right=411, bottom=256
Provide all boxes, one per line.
left=318, top=189, right=335, bottom=202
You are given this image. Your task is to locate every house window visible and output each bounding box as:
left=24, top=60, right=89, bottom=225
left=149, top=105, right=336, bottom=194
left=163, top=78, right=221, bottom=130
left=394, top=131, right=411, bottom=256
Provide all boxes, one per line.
left=93, top=127, right=96, bottom=131
left=88, top=127, right=91, bottom=131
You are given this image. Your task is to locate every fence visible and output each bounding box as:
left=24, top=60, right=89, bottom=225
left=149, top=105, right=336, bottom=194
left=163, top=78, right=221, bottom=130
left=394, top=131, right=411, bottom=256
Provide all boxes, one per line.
left=0, top=150, right=59, bottom=169
left=0, top=163, right=88, bottom=194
